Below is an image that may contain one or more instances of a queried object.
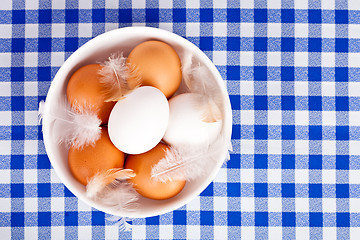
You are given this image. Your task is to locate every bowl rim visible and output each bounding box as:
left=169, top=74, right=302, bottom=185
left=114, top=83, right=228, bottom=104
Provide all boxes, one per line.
left=42, top=26, right=233, bottom=218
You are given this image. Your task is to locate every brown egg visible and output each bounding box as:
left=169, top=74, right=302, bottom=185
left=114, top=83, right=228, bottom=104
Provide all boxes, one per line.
left=68, top=128, right=125, bottom=186
left=125, top=143, right=186, bottom=200
left=66, top=64, right=116, bottom=124
left=127, top=40, right=182, bottom=98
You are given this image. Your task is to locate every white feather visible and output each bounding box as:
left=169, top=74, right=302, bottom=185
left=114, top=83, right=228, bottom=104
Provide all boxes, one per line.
left=181, top=53, right=224, bottom=123
left=98, top=52, right=140, bottom=102
left=86, top=169, right=139, bottom=212
left=151, top=138, right=228, bottom=182
left=38, top=100, right=101, bottom=149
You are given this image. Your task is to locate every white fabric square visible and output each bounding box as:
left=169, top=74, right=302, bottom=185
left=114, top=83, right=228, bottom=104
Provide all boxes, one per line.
left=349, top=111, right=360, bottom=126
left=322, top=111, right=336, bottom=126
left=51, top=52, right=65, bottom=66
left=214, top=226, right=228, bottom=240
left=52, top=24, right=65, bottom=38
left=187, top=226, right=200, bottom=239
left=159, top=0, right=172, bottom=8
left=214, top=167, right=227, bottom=182
left=0, top=25, right=11, bottom=38
left=26, top=0, right=39, bottom=9
left=77, top=199, right=92, bottom=211
left=350, top=141, right=360, bottom=155
left=0, top=170, right=10, bottom=184
left=78, top=23, right=93, bottom=37
left=323, top=228, right=337, bottom=240
left=213, top=0, right=227, bottom=8
left=322, top=169, right=336, bottom=184
left=240, top=0, right=254, bottom=8
left=23, top=169, right=38, bottom=184
left=240, top=81, right=254, bottom=95
left=105, top=0, right=119, bottom=8
left=132, top=0, right=145, bottom=8
left=213, top=51, right=227, bottom=65
left=349, top=53, right=360, bottom=67
left=294, top=52, right=308, bottom=67
left=25, top=228, right=38, bottom=240
left=268, top=110, right=282, bottom=125
left=241, top=197, right=255, bottom=211
left=241, top=227, right=255, bottom=240
left=24, top=197, right=38, bottom=212
left=186, top=196, right=200, bottom=210
left=79, top=0, right=93, bottom=8
left=159, top=23, right=173, bottom=32
left=159, top=225, right=173, bottom=240
left=268, top=140, right=282, bottom=154
left=214, top=197, right=228, bottom=211
left=51, top=197, right=65, bottom=212
left=296, top=227, right=310, bottom=240
left=349, top=170, right=360, bottom=184
left=268, top=197, right=282, bottom=212
left=0, top=141, right=11, bottom=155
left=24, top=140, right=38, bottom=155
left=295, top=198, right=309, bottom=212
left=24, top=52, right=38, bottom=67
left=322, top=24, right=336, bottom=38
left=269, top=227, right=283, bottom=240
left=267, top=23, right=282, bottom=38
left=268, top=169, right=282, bottom=183
left=213, top=22, right=227, bottom=36
left=295, top=140, right=309, bottom=154
left=322, top=141, right=336, bottom=155
left=240, top=51, right=254, bottom=66
left=267, top=0, right=281, bottom=9
left=321, top=82, right=335, bottom=96
left=240, top=23, right=254, bottom=37
left=322, top=198, right=336, bottom=213
left=295, top=169, right=309, bottom=184
left=105, top=225, right=119, bottom=239
left=186, top=0, right=200, bottom=8
left=0, top=111, right=11, bottom=126
left=321, top=52, right=335, bottom=67
left=294, top=81, right=308, bottom=96
left=267, top=52, right=281, bottom=66
left=0, top=0, right=11, bottom=10
left=350, top=198, right=360, bottom=212
left=0, top=82, right=11, bottom=96
left=349, top=0, right=360, bottom=10
left=349, top=24, right=360, bottom=38
left=186, top=23, right=200, bottom=37
left=52, top=0, right=65, bottom=9
left=51, top=169, right=62, bottom=183
left=240, top=169, right=254, bottom=183
left=78, top=226, right=92, bottom=239
left=241, top=110, right=254, bottom=125
left=25, top=24, right=39, bottom=38
left=105, top=23, right=119, bottom=32
left=294, top=23, right=309, bottom=38
left=241, top=139, right=255, bottom=154
left=51, top=227, right=65, bottom=240
left=321, top=0, right=335, bottom=9
left=267, top=81, right=281, bottom=95
left=350, top=228, right=360, bottom=240
left=348, top=82, right=360, bottom=97
left=294, top=0, right=308, bottom=9
left=24, top=82, right=38, bottom=97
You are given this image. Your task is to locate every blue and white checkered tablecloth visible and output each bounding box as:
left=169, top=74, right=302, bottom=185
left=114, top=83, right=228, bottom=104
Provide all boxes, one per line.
left=1, top=0, right=360, bottom=239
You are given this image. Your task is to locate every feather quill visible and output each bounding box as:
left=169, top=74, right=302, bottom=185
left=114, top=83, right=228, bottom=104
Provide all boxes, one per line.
left=98, top=52, right=140, bottom=102
left=86, top=168, right=139, bottom=211
left=181, top=52, right=223, bottom=123
left=151, top=138, right=228, bottom=182
left=38, top=100, right=101, bottom=149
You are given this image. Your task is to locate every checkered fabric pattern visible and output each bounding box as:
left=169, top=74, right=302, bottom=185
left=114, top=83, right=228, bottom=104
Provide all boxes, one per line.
left=1, top=0, right=360, bottom=239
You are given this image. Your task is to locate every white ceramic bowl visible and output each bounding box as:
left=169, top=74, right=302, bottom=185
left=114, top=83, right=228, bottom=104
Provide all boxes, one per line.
left=42, top=27, right=232, bottom=218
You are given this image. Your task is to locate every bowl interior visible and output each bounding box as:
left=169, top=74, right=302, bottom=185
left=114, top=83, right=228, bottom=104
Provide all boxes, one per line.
left=42, top=27, right=232, bottom=218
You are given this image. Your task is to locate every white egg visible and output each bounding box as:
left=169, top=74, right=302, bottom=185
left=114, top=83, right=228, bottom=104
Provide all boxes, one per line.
left=163, top=93, right=222, bottom=147
left=108, top=86, right=169, bottom=154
